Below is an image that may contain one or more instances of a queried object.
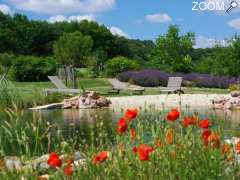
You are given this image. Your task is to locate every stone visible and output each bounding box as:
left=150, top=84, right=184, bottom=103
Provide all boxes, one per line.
left=231, top=91, right=240, bottom=97
left=4, top=156, right=22, bottom=171
left=37, top=174, right=49, bottom=180
left=63, top=91, right=111, bottom=109
left=74, top=151, right=83, bottom=161
left=212, top=96, right=240, bottom=110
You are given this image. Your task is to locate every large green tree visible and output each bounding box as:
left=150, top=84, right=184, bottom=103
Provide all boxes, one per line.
left=53, top=31, right=93, bottom=88
left=151, top=25, right=195, bottom=73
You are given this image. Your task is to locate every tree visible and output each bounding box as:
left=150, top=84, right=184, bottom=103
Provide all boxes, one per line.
left=151, top=25, right=195, bottom=72
left=106, top=56, right=139, bottom=76
left=53, top=31, right=93, bottom=88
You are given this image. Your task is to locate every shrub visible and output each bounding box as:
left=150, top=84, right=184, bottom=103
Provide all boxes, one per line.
left=106, top=56, right=139, bottom=76
left=117, top=69, right=240, bottom=88
left=10, top=56, right=56, bottom=81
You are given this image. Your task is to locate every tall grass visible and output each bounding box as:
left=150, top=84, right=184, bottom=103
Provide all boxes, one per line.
left=0, top=80, right=63, bottom=109
left=0, top=104, right=239, bottom=178
left=0, top=106, right=63, bottom=156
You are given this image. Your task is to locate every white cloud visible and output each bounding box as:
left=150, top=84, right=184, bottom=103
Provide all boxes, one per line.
left=228, top=18, right=240, bottom=29
left=7, top=0, right=116, bottom=15
left=48, top=15, right=95, bottom=23
left=0, top=4, right=11, bottom=14
left=109, top=26, right=129, bottom=38
left=194, top=36, right=228, bottom=48
left=145, top=13, right=172, bottom=23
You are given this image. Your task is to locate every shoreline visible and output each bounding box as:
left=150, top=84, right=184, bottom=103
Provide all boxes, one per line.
left=109, top=94, right=230, bottom=110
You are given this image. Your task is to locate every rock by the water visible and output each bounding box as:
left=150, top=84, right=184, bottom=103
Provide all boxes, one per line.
left=212, top=95, right=240, bottom=110
left=231, top=91, right=240, bottom=98
left=63, top=91, right=111, bottom=109
left=4, top=156, right=22, bottom=171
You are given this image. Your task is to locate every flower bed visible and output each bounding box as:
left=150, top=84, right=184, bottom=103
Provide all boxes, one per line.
left=1, top=108, right=240, bottom=179
left=117, top=70, right=240, bottom=88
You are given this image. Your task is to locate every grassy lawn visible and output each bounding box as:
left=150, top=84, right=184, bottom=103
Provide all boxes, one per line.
left=12, top=78, right=229, bottom=97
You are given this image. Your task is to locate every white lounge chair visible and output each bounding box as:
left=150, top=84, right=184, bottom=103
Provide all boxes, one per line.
left=160, top=77, right=184, bottom=94
left=108, top=78, right=145, bottom=94
left=45, top=76, right=80, bottom=94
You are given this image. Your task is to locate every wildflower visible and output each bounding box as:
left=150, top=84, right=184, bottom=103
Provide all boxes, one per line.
left=92, top=151, right=109, bottom=165
left=222, top=143, right=231, bottom=155
left=182, top=116, right=197, bottom=127
left=64, top=165, right=73, bottom=176
left=47, top=152, right=62, bottom=168
left=125, top=108, right=138, bottom=121
left=132, top=147, right=138, bottom=153
left=235, top=141, right=240, bottom=154
left=166, top=128, right=174, bottom=145
left=130, top=128, right=136, bottom=141
left=166, top=109, right=180, bottom=122
left=117, top=118, right=128, bottom=134
left=138, top=144, right=154, bottom=161
left=201, top=129, right=212, bottom=146
left=208, top=132, right=220, bottom=148
left=199, top=119, right=211, bottom=129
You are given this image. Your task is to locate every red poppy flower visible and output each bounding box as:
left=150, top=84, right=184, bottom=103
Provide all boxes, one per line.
left=222, top=143, right=231, bottom=155
left=64, top=165, right=73, bottom=176
left=201, top=129, right=212, bottom=146
left=92, top=151, right=109, bottom=165
left=130, top=128, right=136, bottom=140
left=166, top=109, right=180, bottom=122
left=208, top=132, right=220, bottom=148
left=47, top=152, right=62, bottom=168
left=138, top=144, right=154, bottom=161
left=117, top=118, right=128, bottom=134
left=236, top=141, right=240, bottom=154
left=199, top=119, right=211, bottom=129
left=182, top=116, right=197, bottom=127
left=125, top=108, right=138, bottom=121
left=132, top=147, right=138, bottom=153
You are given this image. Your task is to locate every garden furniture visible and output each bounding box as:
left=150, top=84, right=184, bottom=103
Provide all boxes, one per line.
left=160, top=77, right=184, bottom=94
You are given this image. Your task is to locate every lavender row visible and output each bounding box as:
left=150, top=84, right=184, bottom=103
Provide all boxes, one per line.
left=117, top=70, right=240, bottom=88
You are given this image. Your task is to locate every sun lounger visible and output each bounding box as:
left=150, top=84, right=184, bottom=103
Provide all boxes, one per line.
left=45, top=76, right=80, bottom=94
left=108, top=78, right=145, bottom=94
left=160, top=77, right=184, bottom=94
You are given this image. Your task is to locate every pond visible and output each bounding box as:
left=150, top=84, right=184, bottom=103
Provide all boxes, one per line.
left=32, top=107, right=240, bottom=137
left=1, top=106, right=240, bottom=147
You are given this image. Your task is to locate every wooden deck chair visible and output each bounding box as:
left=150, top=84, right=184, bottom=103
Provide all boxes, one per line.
left=108, top=78, right=145, bottom=94
left=160, top=77, right=184, bottom=94
left=45, top=76, right=80, bottom=94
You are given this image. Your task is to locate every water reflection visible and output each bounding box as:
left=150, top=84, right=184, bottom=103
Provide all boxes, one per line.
left=20, top=107, right=240, bottom=144
left=33, top=108, right=117, bottom=146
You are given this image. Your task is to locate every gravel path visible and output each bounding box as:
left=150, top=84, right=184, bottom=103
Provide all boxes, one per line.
left=109, top=94, right=230, bottom=110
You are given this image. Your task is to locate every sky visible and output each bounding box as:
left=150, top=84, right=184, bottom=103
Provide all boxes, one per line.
left=0, top=0, right=240, bottom=48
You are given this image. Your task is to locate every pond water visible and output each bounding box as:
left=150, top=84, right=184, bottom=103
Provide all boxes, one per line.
left=31, top=107, right=240, bottom=136
left=1, top=107, right=240, bottom=146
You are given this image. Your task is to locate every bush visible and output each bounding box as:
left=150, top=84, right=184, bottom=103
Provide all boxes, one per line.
left=10, top=56, right=57, bottom=81
left=106, top=56, right=139, bottom=76
left=117, top=69, right=240, bottom=88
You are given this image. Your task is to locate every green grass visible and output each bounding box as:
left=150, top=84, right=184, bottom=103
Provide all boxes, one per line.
left=0, top=78, right=227, bottom=109
left=12, top=78, right=229, bottom=96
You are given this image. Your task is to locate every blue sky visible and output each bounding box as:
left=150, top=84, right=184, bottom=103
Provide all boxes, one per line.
left=0, top=0, right=240, bottom=48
